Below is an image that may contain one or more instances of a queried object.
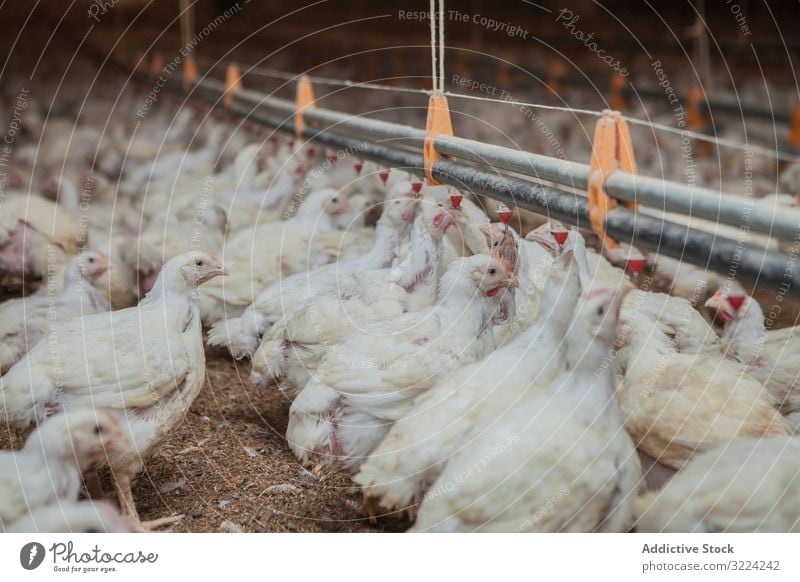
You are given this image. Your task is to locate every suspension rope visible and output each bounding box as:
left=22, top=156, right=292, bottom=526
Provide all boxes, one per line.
left=179, top=0, right=194, bottom=52
left=424, top=0, right=452, bottom=184
left=438, top=0, right=445, bottom=92
left=429, top=0, right=438, bottom=94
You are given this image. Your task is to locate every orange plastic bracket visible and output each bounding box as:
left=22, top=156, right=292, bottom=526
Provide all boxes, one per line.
left=497, top=61, right=512, bottom=87
left=423, top=93, right=454, bottom=185
left=587, top=110, right=638, bottom=250
left=789, top=104, right=800, bottom=149
left=134, top=52, right=146, bottom=74
left=547, top=62, right=566, bottom=100
left=223, top=64, right=242, bottom=110
left=150, top=53, right=165, bottom=79
left=687, top=85, right=712, bottom=158
left=609, top=73, right=630, bottom=110
left=294, top=75, right=316, bottom=138
left=183, top=55, right=198, bottom=92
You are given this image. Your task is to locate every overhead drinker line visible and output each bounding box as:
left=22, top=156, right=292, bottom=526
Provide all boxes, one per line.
left=174, top=71, right=800, bottom=296
left=141, top=0, right=800, bottom=295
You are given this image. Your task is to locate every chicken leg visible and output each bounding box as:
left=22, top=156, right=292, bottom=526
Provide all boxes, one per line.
left=113, top=472, right=183, bottom=532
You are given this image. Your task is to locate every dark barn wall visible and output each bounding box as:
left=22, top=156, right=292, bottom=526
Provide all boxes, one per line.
left=0, top=1, right=798, bottom=109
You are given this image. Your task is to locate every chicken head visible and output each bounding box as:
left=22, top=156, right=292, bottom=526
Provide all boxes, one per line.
left=74, top=251, right=109, bottom=282
left=467, top=254, right=519, bottom=297
left=704, top=289, right=750, bottom=323
left=33, top=409, right=128, bottom=471
left=175, top=251, right=228, bottom=287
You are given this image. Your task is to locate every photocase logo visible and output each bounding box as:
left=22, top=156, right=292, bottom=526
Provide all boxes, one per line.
left=20, top=542, right=46, bottom=570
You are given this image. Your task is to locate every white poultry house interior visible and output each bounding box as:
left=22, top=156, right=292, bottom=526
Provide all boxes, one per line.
left=0, top=0, right=800, bottom=541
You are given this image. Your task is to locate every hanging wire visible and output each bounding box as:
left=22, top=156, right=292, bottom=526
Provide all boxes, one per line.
left=179, top=0, right=194, bottom=51
left=429, top=0, right=438, bottom=93
left=194, top=57, right=800, bottom=162
left=443, top=90, right=799, bottom=162
left=439, top=0, right=445, bottom=92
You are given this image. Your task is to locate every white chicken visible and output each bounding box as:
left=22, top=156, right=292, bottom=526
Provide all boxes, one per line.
left=139, top=203, right=228, bottom=264
left=615, top=291, right=790, bottom=470
left=705, top=290, right=800, bottom=428
left=198, top=188, right=355, bottom=324
left=0, top=194, right=81, bottom=286
left=119, top=122, right=229, bottom=197
left=90, top=234, right=163, bottom=309
left=411, top=287, right=641, bottom=532
left=0, top=409, right=127, bottom=528
left=636, top=437, right=800, bottom=532
left=207, top=182, right=419, bottom=358
left=424, top=186, right=491, bottom=259
left=0, top=251, right=110, bottom=372
left=286, top=253, right=519, bottom=473
left=249, top=201, right=457, bottom=396
left=356, top=246, right=581, bottom=514
left=309, top=192, right=376, bottom=262
left=7, top=500, right=130, bottom=533
left=0, top=251, right=226, bottom=531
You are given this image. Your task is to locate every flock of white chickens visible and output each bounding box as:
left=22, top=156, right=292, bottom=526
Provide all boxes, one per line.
left=0, top=84, right=799, bottom=535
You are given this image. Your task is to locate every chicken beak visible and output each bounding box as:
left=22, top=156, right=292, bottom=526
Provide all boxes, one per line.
left=704, top=294, right=721, bottom=311
left=500, top=274, right=520, bottom=289
left=704, top=293, right=732, bottom=323
left=330, top=198, right=352, bottom=216
left=525, top=231, right=554, bottom=253
left=704, top=292, right=727, bottom=314
left=433, top=210, right=455, bottom=231
left=93, top=255, right=110, bottom=278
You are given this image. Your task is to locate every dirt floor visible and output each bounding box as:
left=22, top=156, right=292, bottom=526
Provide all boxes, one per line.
left=130, top=345, right=407, bottom=532
left=0, top=342, right=406, bottom=533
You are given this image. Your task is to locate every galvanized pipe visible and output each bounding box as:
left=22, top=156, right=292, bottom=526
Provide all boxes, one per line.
left=229, top=86, right=800, bottom=242
left=187, top=77, right=800, bottom=294
left=436, top=136, right=800, bottom=242
left=218, top=92, right=800, bottom=295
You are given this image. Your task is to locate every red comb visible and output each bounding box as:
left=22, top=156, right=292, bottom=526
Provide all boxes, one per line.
left=626, top=258, right=646, bottom=274
left=551, top=231, right=568, bottom=246
left=411, top=182, right=423, bottom=194
left=379, top=170, right=390, bottom=184
left=450, top=193, right=463, bottom=208
left=728, top=295, right=746, bottom=310
left=353, top=163, right=363, bottom=175
left=307, top=147, right=316, bottom=157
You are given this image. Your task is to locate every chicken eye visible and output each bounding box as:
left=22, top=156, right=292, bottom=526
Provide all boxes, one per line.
left=195, top=259, right=204, bottom=267
left=597, top=307, right=605, bottom=316
left=88, top=256, right=96, bottom=263
left=492, top=241, right=499, bottom=247
left=93, top=425, right=103, bottom=434
left=488, top=268, right=497, bottom=275
left=332, top=197, right=339, bottom=203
